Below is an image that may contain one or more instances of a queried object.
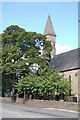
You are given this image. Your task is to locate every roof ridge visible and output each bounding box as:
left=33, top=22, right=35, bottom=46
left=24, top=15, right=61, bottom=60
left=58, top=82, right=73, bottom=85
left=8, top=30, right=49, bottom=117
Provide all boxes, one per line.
left=56, top=48, right=79, bottom=56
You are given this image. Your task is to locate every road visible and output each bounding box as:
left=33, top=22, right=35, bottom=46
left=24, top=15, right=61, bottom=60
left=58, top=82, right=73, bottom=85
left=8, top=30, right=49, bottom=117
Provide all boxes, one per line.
left=0, top=103, right=78, bottom=118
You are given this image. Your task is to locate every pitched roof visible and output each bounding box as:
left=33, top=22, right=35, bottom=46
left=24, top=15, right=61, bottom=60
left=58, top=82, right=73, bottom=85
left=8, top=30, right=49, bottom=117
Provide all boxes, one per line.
left=44, top=15, right=56, bottom=36
left=49, top=48, right=80, bottom=72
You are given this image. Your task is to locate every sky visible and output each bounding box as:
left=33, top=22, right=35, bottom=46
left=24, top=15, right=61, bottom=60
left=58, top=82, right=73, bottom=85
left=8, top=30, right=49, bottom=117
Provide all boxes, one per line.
left=1, top=2, right=78, bottom=54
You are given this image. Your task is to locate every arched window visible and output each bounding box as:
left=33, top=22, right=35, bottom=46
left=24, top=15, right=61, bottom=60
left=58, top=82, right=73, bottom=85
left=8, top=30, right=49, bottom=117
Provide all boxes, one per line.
left=69, top=75, right=71, bottom=95
left=69, top=75, right=71, bottom=80
left=75, top=72, right=78, bottom=76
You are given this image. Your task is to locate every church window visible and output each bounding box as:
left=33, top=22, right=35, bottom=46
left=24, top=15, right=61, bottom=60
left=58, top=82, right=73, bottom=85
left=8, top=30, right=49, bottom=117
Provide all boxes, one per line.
left=54, top=43, right=55, bottom=48
left=75, top=72, right=78, bottom=76
left=69, top=75, right=71, bottom=80
left=69, top=75, right=71, bottom=95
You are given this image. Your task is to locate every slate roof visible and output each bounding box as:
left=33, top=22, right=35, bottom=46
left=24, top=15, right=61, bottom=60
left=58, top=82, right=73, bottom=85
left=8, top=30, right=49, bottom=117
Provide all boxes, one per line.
left=49, top=48, right=80, bottom=72
left=44, top=15, right=56, bottom=36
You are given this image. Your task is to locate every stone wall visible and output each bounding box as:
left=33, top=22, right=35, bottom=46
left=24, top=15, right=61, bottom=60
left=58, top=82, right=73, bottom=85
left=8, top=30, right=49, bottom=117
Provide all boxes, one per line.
left=0, top=97, right=78, bottom=112
left=61, top=69, right=79, bottom=97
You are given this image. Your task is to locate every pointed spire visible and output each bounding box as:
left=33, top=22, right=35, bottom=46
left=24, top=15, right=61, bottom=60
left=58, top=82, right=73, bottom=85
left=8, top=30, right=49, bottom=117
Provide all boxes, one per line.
left=44, top=15, right=56, bottom=36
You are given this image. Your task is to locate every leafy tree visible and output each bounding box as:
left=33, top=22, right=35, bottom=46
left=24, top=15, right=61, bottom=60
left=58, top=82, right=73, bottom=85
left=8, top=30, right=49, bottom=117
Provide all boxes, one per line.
left=2, top=25, right=71, bottom=97
left=2, top=25, right=52, bottom=93
left=15, top=66, right=71, bottom=97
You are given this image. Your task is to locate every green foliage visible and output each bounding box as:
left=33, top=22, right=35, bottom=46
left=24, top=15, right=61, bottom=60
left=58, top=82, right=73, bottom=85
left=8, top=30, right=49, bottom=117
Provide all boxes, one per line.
left=2, top=25, right=52, bottom=92
left=2, top=25, right=71, bottom=96
left=15, top=66, right=71, bottom=96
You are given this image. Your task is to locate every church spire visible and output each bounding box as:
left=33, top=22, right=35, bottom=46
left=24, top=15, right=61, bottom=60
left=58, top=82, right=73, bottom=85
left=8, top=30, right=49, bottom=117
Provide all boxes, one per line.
left=44, top=15, right=56, bottom=58
left=44, top=15, right=56, bottom=36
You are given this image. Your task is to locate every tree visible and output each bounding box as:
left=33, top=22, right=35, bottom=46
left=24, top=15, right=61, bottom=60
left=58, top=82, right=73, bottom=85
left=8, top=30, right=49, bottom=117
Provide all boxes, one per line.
left=15, top=66, right=71, bottom=97
left=2, top=25, right=71, bottom=98
left=2, top=25, right=52, bottom=93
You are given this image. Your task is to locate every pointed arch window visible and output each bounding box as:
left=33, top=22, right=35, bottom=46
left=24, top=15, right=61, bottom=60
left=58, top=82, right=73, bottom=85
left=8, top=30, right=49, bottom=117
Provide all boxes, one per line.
left=69, top=75, right=71, bottom=95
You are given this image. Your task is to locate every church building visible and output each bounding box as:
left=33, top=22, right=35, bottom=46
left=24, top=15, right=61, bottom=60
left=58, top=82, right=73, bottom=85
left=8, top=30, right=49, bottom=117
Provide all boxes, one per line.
left=44, top=15, right=80, bottom=101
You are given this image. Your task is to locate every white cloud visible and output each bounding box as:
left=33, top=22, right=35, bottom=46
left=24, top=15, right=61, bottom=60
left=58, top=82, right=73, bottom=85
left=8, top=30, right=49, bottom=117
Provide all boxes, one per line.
left=56, top=44, right=74, bottom=55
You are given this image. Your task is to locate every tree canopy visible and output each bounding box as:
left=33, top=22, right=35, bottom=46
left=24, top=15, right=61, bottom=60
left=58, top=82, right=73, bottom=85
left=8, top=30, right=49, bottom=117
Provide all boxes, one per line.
left=2, top=25, right=52, bottom=92
left=2, top=25, right=71, bottom=97
left=15, top=66, right=71, bottom=96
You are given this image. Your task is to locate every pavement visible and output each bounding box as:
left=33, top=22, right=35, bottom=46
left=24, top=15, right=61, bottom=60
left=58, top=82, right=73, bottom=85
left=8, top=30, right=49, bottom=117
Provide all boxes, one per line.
left=0, top=102, right=78, bottom=119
